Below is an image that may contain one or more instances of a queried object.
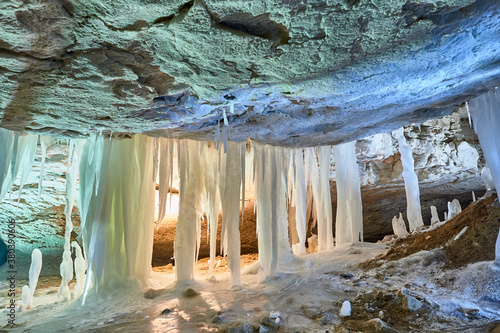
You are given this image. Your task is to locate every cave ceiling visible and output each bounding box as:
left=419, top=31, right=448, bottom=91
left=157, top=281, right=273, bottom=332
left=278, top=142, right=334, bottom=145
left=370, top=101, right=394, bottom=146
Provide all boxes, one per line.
left=0, top=0, right=499, bottom=146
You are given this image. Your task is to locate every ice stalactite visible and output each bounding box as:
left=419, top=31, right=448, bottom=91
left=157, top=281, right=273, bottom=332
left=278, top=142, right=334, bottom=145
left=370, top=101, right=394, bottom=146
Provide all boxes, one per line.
left=468, top=87, right=500, bottom=266
left=396, top=128, right=423, bottom=231
left=58, top=140, right=83, bottom=301
left=0, top=129, right=38, bottom=202
left=253, top=143, right=293, bottom=280
left=37, top=136, right=53, bottom=200
left=291, top=149, right=307, bottom=255
left=332, top=142, right=363, bottom=245
left=157, top=138, right=175, bottom=229
left=79, top=134, right=156, bottom=302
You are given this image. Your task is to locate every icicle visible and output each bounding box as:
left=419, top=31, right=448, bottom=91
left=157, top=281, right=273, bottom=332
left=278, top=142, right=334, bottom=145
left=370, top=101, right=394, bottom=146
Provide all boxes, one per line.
left=222, top=106, right=229, bottom=126
left=37, top=136, right=51, bottom=200
left=157, top=138, right=174, bottom=229
left=332, top=142, right=363, bottom=245
left=0, top=130, right=38, bottom=202
left=466, top=101, right=472, bottom=128
left=472, top=191, right=476, bottom=202
left=396, top=128, right=423, bottom=231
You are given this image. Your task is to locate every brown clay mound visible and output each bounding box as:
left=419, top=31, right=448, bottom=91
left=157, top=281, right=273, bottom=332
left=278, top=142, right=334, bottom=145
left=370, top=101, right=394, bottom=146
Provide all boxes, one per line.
left=361, top=193, right=500, bottom=270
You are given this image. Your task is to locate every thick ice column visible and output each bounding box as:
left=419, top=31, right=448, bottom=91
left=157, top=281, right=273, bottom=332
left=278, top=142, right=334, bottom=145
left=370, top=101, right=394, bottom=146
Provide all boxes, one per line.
left=332, top=142, right=363, bottom=245
left=468, top=88, right=500, bottom=265
left=396, top=128, right=424, bottom=231
left=291, top=149, right=307, bottom=255
left=221, top=141, right=243, bottom=286
left=157, top=138, right=175, bottom=228
left=174, top=139, right=202, bottom=281
left=79, top=134, right=156, bottom=300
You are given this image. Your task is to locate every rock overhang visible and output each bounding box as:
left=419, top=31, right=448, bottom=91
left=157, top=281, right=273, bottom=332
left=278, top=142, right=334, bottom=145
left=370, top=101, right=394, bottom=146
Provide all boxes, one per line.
left=0, top=0, right=499, bottom=146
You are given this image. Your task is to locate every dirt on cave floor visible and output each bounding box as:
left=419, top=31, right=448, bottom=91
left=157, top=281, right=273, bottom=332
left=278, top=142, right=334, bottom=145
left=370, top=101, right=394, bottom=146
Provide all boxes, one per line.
left=361, top=191, right=500, bottom=271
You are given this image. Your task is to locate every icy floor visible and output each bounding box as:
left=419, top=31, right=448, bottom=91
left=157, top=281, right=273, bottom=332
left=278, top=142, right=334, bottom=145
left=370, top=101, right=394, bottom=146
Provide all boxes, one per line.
left=2, top=243, right=500, bottom=332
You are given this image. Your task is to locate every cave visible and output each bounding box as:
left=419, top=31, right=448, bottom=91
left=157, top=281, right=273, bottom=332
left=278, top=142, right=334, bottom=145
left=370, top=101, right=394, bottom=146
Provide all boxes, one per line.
left=1, top=1, right=500, bottom=332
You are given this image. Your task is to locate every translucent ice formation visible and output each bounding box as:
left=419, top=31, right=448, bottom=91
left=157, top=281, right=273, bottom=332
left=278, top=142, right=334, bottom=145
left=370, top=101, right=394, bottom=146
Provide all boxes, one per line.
left=79, top=134, right=156, bottom=302
left=21, top=249, right=42, bottom=311
left=71, top=241, right=86, bottom=298
left=332, top=142, right=363, bottom=245
left=0, top=129, right=38, bottom=202
left=430, top=206, right=440, bottom=226
left=392, top=213, right=409, bottom=238
left=447, top=199, right=462, bottom=220
left=468, top=87, right=500, bottom=266
left=395, top=128, right=423, bottom=231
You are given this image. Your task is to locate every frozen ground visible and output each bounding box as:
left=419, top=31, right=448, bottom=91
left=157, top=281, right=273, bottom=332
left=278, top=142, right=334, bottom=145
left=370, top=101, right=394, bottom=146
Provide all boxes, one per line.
left=2, top=241, right=499, bottom=332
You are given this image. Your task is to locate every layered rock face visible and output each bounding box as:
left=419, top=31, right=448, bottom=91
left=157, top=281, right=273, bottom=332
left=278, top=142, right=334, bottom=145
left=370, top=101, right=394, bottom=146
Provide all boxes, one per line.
left=1, top=0, right=500, bottom=146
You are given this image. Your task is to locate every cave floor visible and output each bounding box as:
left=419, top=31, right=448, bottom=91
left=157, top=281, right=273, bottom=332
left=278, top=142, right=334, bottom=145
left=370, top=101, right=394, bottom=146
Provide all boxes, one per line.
left=2, top=240, right=500, bottom=333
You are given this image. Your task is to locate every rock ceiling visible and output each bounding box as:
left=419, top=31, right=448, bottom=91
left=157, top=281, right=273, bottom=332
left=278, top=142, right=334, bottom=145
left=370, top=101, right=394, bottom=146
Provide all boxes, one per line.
left=0, top=0, right=499, bottom=146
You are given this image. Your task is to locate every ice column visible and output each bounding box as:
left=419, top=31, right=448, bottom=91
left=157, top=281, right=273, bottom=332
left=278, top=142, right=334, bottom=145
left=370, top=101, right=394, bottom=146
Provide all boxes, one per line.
left=396, top=128, right=423, bottom=231
left=253, top=143, right=292, bottom=280
left=174, top=140, right=202, bottom=281
left=332, top=142, right=363, bottom=245
left=79, top=134, right=156, bottom=300
left=220, top=141, right=243, bottom=286
left=468, top=88, right=500, bottom=266
left=291, top=149, right=307, bottom=255
left=58, top=140, right=83, bottom=300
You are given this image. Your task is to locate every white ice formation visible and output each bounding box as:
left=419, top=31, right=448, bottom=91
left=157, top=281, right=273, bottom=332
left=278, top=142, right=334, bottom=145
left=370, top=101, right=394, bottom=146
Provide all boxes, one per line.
left=430, top=206, right=440, bottom=226
left=392, top=213, right=409, bottom=238
left=20, top=249, right=42, bottom=311
left=395, top=128, right=424, bottom=231
left=0, top=129, right=38, bottom=202
left=332, top=142, right=363, bottom=245
left=447, top=199, right=462, bottom=221
left=468, top=87, right=500, bottom=266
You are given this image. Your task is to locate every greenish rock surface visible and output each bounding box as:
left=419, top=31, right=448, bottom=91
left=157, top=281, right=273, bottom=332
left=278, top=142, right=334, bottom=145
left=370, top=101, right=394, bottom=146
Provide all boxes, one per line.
left=0, top=0, right=499, bottom=146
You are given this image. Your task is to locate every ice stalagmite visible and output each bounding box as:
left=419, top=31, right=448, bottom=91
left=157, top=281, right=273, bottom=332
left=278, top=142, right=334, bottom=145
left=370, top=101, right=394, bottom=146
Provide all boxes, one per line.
left=396, top=128, right=423, bottom=231
left=332, top=142, right=363, bottom=245
left=468, top=87, right=500, bottom=266
left=71, top=241, right=86, bottom=298
left=79, top=134, right=156, bottom=301
left=175, top=140, right=202, bottom=281
left=430, top=206, right=440, bottom=226
left=20, top=249, right=42, bottom=311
